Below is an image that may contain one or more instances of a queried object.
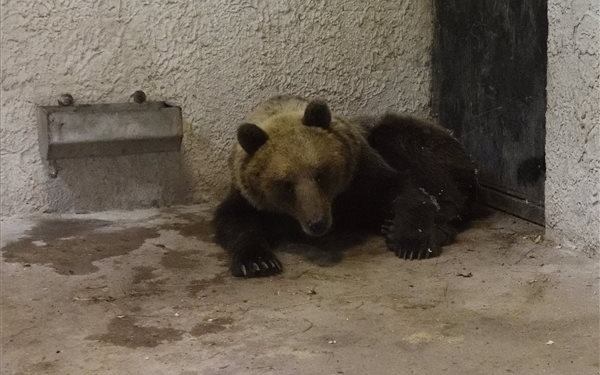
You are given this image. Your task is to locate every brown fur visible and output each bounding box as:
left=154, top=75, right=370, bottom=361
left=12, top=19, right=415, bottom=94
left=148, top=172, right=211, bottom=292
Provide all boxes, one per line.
left=230, top=96, right=381, bottom=235
left=214, top=96, right=477, bottom=277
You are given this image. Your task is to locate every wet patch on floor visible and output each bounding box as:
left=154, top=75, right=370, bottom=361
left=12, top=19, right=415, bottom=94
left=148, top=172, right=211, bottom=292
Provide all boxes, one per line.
left=190, top=317, right=234, bottom=337
left=160, top=249, right=202, bottom=269
left=128, top=278, right=168, bottom=298
left=160, top=214, right=214, bottom=243
left=86, top=316, right=185, bottom=348
left=132, top=266, right=159, bottom=284
left=206, top=250, right=227, bottom=263
left=186, top=272, right=228, bottom=298
left=7, top=218, right=110, bottom=242
left=1, top=219, right=159, bottom=275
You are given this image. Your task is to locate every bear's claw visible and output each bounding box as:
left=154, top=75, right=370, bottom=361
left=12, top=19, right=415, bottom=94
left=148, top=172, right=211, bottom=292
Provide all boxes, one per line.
left=383, top=223, right=445, bottom=260
left=232, top=250, right=282, bottom=278
left=386, top=238, right=441, bottom=260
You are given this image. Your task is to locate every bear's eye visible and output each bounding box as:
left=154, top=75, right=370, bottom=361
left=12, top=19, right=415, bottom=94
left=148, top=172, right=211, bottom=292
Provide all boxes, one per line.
left=315, top=168, right=329, bottom=186
left=276, top=180, right=294, bottom=194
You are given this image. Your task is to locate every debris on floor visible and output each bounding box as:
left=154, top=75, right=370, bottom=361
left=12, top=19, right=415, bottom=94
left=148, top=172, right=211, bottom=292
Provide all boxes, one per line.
left=1, top=205, right=598, bottom=375
left=456, top=272, right=473, bottom=278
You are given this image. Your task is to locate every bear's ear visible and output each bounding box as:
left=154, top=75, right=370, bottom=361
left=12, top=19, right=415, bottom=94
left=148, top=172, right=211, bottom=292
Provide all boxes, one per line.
left=237, top=123, right=268, bottom=155
left=302, top=100, right=331, bottom=129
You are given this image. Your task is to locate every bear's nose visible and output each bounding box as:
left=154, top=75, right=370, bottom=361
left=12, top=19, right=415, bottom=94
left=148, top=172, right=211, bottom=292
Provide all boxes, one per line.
left=308, top=218, right=328, bottom=236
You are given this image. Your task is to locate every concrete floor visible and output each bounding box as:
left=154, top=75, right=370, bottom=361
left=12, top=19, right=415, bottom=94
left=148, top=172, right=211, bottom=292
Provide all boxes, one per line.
left=1, top=205, right=598, bottom=375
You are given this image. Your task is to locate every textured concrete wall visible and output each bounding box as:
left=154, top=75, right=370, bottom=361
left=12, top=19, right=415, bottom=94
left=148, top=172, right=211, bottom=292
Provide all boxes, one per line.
left=546, top=0, right=600, bottom=255
left=0, top=0, right=433, bottom=216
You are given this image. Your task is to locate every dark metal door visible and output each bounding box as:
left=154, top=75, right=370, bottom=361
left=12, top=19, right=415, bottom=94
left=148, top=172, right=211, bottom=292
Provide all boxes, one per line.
left=432, top=0, right=547, bottom=224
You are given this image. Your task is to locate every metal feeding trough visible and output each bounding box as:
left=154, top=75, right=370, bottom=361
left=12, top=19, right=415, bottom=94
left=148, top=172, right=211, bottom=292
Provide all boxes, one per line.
left=37, top=92, right=183, bottom=166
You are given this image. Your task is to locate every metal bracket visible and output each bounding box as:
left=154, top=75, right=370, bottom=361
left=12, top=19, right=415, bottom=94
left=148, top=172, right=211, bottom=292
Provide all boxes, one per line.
left=38, top=92, right=182, bottom=177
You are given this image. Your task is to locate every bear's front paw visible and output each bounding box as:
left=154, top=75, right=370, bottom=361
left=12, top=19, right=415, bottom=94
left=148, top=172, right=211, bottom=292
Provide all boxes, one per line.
left=383, top=223, right=446, bottom=260
left=386, top=236, right=441, bottom=260
left=231, top=250, right=283, bottom=278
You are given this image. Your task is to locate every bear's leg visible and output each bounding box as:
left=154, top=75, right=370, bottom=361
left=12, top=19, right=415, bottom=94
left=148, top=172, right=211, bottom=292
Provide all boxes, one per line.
left=381, top=176, right=470, bottom=260
left=368, top=115, right=475, bottom=259
left=381, top=185, right=450, bottom=259
left=213, top=190, right=283, bottom=277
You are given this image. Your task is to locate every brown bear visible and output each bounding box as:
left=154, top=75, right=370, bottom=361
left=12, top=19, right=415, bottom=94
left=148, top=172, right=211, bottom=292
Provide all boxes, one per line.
left=213, top=96, right=477, bottom=277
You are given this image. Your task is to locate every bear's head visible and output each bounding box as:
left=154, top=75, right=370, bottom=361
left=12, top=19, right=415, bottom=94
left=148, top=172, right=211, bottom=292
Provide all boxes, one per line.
left=232, top=100, right=361, bottom=237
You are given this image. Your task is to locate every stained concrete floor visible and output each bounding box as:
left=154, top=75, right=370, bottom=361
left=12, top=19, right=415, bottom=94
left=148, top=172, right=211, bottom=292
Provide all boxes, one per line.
left=0, top=205, right=598, bottom=375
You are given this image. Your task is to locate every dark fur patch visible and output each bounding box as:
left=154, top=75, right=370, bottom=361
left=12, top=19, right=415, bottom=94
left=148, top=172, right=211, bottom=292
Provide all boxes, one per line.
left=217, top=98, right=478, bottom=278
left=238, top=123, right=268, bottom=155
left=302, top=100, right=331, bottom=129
